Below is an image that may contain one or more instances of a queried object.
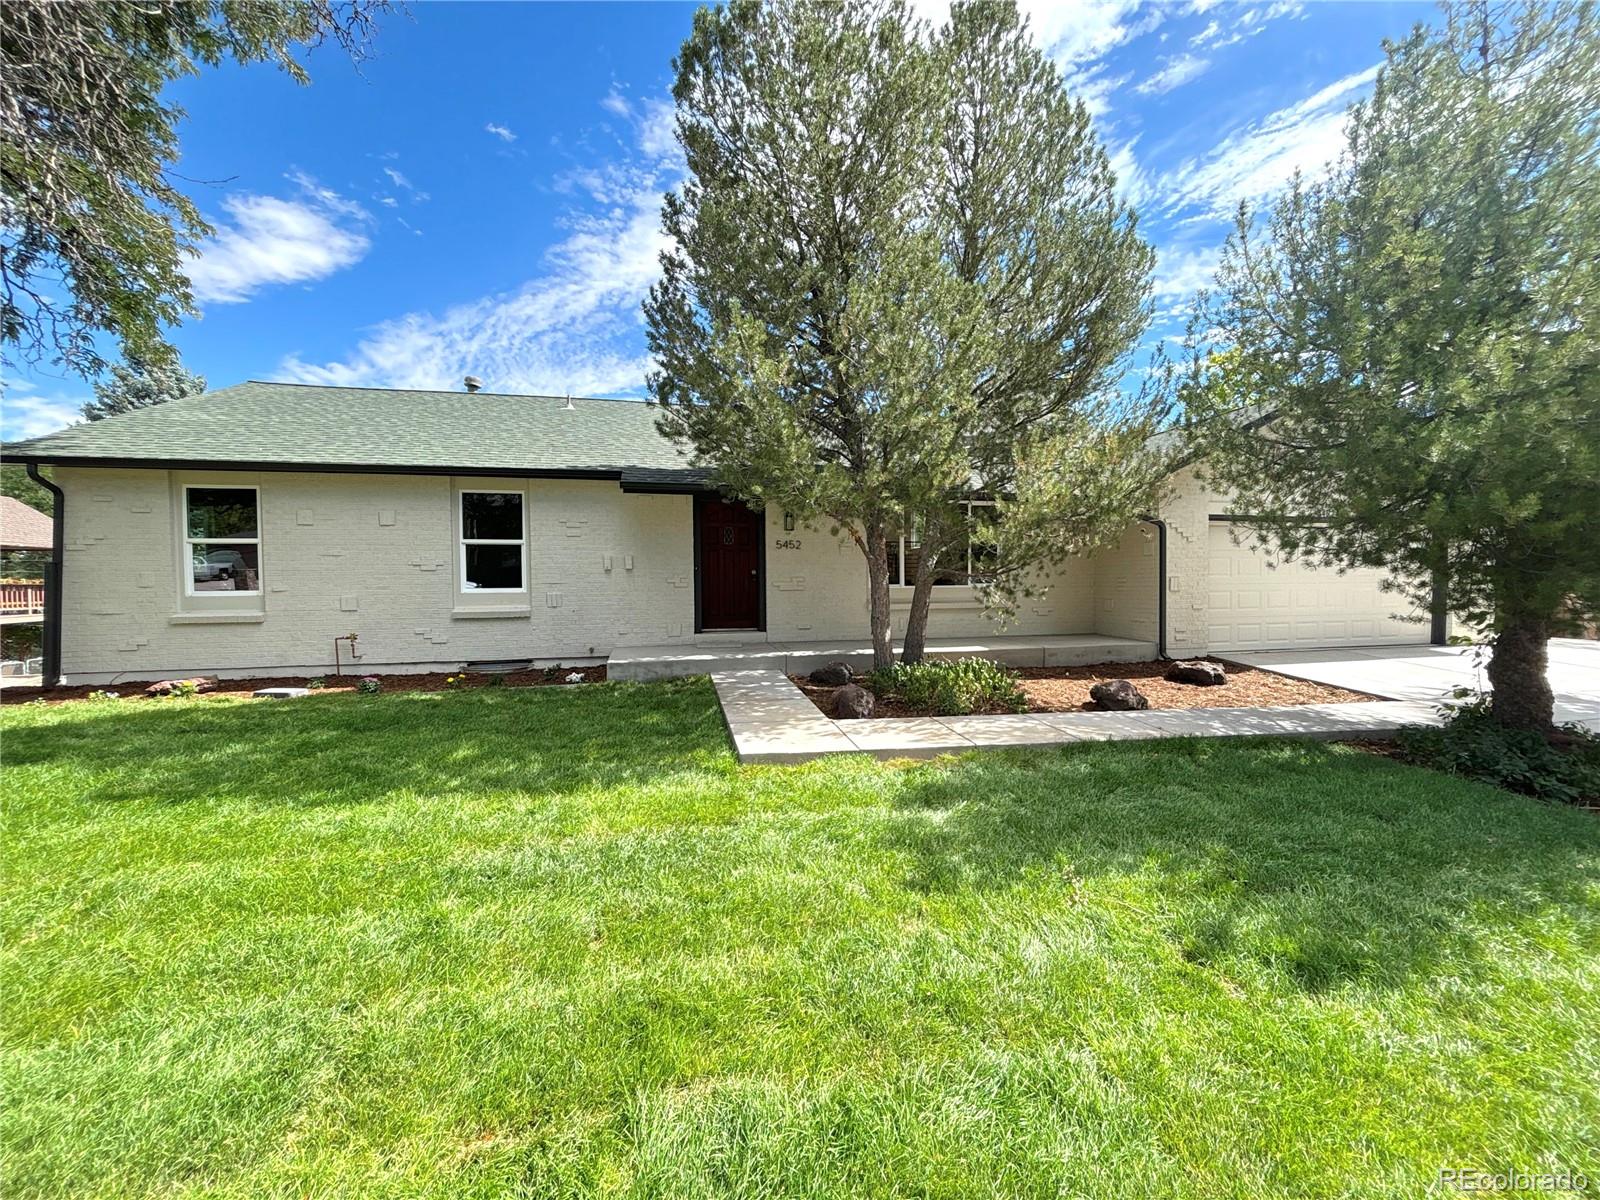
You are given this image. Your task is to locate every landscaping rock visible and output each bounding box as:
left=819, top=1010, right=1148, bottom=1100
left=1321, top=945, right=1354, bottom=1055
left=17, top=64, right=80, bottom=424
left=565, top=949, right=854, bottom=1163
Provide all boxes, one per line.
left=1165, top=659, right=1227, bottom=686
left=144, top=676, right=217, bottom=697
left=253, top=687, right=310, bottom=700
left=809, top=660, right=853, bottom=686
left=1089, top=679, right=1149, bottom=711
left=832, top=683, right=875, bottom=719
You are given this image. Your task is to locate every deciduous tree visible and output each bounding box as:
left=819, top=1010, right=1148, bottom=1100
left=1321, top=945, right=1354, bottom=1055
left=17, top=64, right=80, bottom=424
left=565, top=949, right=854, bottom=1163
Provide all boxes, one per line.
left=1, top=0, right=389, bottom=376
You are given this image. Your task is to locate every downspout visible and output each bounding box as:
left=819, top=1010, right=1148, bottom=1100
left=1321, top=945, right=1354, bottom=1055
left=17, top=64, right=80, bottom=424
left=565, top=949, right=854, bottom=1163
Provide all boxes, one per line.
left=1138, top=515, right=1168, bottom=660
left=26, top=463, right=65, bottom=687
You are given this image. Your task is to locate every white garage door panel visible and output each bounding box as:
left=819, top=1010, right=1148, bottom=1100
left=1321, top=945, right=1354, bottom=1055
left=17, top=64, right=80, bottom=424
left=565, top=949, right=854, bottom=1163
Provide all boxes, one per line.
left=1207, top=524, right=1425, bottom=652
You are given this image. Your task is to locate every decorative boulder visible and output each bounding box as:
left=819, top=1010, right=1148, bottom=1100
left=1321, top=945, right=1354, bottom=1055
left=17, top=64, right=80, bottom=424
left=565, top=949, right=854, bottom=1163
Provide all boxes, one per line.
left=832, top=683, right=875, bottom=719
left=809, top=660, right=853, bottom=687
left=144, top=676, right=217, bottom=697
left=1165, top=659, right=1227, bottom=686
left=1089, top=679, right=1149, bottom=711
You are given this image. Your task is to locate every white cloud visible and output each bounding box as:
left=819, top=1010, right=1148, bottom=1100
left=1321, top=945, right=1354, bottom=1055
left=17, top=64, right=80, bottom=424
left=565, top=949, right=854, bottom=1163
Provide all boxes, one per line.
left=1135, top=52, right=1210, bottom=95
left=485, top=122, right=517, bottom=143
left=595, top=87, right=680, bottom=167
left=185, top=174, right=371, bottom=305
left=0, top=382, right=85, bottom=440
left=908, top=0, right=1166, bottom=68
left=1107, top=137, right=1148, bottom=205
left=1191, top=2, right=1304, bottom=50
left=1147, top=63, right=1378, bottom=218
left=1149, top=244, right=1220, bottom=302
left=1060, top=62, right=1133, bottom=116
left=1020, top=0, right=1163, bottom=66
left=382, top=166, right=429, bottom=203
left=280, top=95, right=680, bottom=398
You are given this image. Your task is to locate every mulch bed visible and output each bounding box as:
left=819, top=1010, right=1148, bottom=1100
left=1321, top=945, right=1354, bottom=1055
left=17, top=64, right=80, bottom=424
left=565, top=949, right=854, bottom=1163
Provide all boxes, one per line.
left=0, top=666, right=607, bottom=706
left=794, top=657, right=1377, bottom=719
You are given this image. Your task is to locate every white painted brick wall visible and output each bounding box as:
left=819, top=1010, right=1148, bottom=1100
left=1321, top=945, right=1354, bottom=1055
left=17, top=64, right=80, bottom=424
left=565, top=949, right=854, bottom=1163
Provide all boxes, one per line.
left=55, top=467, right=1221, bottom=681
left=769, top=514, right=1097, bottom=640
left=1156, top=466, right=1219, bottom=658
left=56, top=469, right=698, bottom=682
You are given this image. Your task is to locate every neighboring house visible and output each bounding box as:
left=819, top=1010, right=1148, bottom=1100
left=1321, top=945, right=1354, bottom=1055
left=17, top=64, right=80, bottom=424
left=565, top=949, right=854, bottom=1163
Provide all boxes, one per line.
left=0, top=495, right=52, bottom=617
left=0, top=382, right=1430, bottom=685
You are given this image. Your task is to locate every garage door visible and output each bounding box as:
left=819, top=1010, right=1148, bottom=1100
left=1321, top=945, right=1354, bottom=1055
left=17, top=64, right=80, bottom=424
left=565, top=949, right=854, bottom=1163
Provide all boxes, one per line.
left=1206, top=523, right=1425, bottom=652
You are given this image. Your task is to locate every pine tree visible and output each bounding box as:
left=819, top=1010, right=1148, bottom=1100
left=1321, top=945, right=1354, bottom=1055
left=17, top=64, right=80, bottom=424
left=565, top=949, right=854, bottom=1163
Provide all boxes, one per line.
left=1184, top=1, right=1600, bottom=730
left=647, top=0, right=1167, bottom=668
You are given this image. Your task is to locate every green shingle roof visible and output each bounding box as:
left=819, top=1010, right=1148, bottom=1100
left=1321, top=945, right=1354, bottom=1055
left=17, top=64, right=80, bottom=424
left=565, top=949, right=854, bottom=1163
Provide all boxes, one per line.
left=1, top=382, right=705, bottom=480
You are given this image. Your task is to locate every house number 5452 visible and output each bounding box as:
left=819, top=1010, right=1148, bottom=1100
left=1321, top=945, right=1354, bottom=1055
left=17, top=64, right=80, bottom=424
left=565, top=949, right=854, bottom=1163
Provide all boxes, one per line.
left=774, top=538, right=803, bottom=550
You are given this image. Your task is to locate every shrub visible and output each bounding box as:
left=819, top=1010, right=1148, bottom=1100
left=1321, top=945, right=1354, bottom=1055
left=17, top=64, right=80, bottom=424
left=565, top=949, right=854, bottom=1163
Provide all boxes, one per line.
left=866, top=656, right=1027, bottom=716
left=356, top=676, right=382, bottom=696
left=306, top=677, right=326, bottom=690
left=1396, top=694, right=1600, bottom=806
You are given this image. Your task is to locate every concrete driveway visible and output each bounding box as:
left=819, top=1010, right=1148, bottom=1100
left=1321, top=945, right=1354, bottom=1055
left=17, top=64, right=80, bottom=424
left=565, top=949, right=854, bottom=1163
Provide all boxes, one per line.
left=1223, top=639, right=1600, bottom=731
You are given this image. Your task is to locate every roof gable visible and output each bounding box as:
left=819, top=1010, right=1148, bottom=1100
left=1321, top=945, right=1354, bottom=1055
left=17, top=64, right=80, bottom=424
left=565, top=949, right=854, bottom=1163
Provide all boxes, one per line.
left=0, top=495, right=53, bottom=550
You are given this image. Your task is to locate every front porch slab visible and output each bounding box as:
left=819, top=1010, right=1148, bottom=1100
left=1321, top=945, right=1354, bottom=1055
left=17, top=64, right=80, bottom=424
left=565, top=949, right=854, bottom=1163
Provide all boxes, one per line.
left=610, top=633, right=1156, bottom=682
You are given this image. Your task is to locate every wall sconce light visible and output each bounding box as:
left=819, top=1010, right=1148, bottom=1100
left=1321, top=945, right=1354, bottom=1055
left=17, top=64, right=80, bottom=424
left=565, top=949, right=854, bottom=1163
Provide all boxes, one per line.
left=783, top=512, right=796, bottom=532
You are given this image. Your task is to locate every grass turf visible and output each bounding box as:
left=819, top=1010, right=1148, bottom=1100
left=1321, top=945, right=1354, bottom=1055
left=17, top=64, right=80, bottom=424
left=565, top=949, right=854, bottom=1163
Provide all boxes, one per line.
left=2, top=679, right=1597, bottom=1198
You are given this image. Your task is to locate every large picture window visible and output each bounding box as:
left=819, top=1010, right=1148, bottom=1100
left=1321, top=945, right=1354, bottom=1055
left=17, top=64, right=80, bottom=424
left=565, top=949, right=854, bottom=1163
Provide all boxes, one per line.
left=460, top=490, right=525, bottom=591
left=885, top=501, right=997, bottom=587
left=185, top=486, right=262, bottom=594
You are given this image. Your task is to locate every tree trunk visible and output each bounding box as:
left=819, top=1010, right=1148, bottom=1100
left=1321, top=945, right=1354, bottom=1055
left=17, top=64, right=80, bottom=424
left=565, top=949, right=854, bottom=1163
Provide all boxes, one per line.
left=864, top=522, right=896, bottom=671
left=899, top=555, right=938, bottom=664
left=1487, top=616, right=1554, bottom=731
left=1429, top=566, right=1449, bottom=646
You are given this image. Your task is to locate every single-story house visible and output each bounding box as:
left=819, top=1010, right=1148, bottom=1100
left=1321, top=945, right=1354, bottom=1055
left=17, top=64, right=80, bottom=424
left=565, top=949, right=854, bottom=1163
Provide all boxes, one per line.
left=0, top=381, right=1435, bottom=686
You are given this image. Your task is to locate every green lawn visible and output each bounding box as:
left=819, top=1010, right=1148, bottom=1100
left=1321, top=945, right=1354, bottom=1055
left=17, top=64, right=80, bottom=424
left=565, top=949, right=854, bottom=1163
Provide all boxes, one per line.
left=3, top=681, right=1597, bottom=1199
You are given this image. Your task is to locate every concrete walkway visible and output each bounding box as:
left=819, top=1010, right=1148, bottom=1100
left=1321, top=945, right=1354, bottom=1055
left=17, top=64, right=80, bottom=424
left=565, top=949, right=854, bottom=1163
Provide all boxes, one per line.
left=713, top=669, right=1443, bottom=764
left=1226, top=639, right=1600, bottom=731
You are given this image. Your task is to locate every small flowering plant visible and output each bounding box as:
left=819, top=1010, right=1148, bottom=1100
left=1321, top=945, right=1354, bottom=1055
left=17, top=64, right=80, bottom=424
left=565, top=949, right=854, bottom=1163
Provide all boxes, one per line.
left=444, top=673, right=467, bottom=690
left=356, top=676, right=382, bottom=695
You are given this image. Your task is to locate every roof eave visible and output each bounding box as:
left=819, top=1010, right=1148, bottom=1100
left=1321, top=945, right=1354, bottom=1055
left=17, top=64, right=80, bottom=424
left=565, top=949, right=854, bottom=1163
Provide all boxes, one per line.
left=0, top=453, right=636, bottom=480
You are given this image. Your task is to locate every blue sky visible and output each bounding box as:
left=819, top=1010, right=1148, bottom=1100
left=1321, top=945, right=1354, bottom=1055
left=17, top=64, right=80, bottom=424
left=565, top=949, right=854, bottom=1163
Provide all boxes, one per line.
left=2, top=0, right=1442, bottom=440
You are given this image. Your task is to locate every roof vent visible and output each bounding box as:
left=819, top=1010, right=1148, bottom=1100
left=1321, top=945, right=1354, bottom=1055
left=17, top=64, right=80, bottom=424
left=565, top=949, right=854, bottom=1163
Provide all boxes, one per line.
left=562, top=391, right=575, bottom=411
left=463, top=375, right=482, bottom=393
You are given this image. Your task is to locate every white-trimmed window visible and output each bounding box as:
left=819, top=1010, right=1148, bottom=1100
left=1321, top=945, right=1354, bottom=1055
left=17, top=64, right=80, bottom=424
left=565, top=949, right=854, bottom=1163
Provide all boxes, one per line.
left=184, top=486, right=262, bottom=594
left=460, top=490, right=526, bottom=591
left=886, top=500, right=997, bottom=587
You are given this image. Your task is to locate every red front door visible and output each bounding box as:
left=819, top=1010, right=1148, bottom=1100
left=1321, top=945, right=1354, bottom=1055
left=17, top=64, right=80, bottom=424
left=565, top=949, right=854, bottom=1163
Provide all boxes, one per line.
left=698, top=498, right=763, bottom=630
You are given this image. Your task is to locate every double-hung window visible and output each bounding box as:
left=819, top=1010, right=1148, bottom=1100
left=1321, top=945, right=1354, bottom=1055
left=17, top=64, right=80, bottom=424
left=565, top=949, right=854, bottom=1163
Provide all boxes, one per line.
left=885, top=500, right=997, bottom=587
left=460, top=490, right=526, bottom=591
left=185, top=486, right=262, bottom=594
